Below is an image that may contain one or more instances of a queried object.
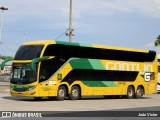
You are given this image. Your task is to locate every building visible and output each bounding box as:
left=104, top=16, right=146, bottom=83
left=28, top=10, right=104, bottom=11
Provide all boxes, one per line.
left=0, top=59, right=12, bottom=75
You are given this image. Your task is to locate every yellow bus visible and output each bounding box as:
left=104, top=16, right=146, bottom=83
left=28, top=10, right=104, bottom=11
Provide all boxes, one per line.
left=7, top=40, right=158, bottom=100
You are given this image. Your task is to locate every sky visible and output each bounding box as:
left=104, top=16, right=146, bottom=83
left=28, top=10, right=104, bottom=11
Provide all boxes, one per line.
left=0, top=0, right=160, bottom=57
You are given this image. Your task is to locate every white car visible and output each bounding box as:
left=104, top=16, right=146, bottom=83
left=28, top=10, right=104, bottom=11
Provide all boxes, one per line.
left=157, top=82, right=160, bottom=93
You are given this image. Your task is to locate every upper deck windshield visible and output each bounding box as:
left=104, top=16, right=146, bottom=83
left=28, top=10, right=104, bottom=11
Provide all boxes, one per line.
left=11, top=64, right=37, bottom=84
left=14, top=45, right=44, bottom=60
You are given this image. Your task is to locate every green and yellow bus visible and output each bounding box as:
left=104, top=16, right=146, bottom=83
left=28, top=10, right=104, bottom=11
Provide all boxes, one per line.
left=7, top=40, right=158, bottom=100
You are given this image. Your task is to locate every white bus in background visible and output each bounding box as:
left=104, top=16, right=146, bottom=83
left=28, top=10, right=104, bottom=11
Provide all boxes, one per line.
left=157, top=54, right=160, bottom=93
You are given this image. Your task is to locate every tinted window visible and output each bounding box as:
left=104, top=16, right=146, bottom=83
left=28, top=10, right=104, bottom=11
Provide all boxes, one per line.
left=61, top=69, right=139, bottom=85
left=43, top=44, right=61, bottom=56
left=39, top=56, right=68, bottom=82
left=14, top=45, right=44, bottom=60
left=43, top=44, right=156, bottom=62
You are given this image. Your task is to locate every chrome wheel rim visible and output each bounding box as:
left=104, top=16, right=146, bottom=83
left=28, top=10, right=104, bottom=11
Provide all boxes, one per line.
left=58, top=89, right=65, bottom=97
left=128, top=89, right=133, bottom=97
left=137, top=89, right=142, bottom=96
left=72, top=89, right=78, bottom=97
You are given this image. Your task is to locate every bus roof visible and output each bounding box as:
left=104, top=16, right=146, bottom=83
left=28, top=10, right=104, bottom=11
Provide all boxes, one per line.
left=23, top=40, right=151, bottom=53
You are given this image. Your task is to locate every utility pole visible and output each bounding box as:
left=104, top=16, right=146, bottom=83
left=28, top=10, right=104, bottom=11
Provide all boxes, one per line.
left=66, top=0, right=74, bottom=42
left=0, top=6, right=8, bottom=44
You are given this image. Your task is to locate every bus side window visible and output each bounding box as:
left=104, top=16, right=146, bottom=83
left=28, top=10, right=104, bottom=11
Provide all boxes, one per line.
left=67, top=46, right=79, bottom=57
left=79, top=47, right=96, bottom=59
left=96, top=49, right=106, bottom=59
left=43, top=44, right=62, bottom=56
left=39, top=68, right=48, bottom=82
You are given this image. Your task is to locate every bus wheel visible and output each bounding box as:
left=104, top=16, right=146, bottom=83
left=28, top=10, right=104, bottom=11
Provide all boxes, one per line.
left=56, top=86, right=66, bottom=101
left=69, top=86, right=80, bottom=100
left=33, top=97, right=42, bottom=100
left=135, top=87, right=143, bottom=99
left=127, top=86, right=135, bottom=99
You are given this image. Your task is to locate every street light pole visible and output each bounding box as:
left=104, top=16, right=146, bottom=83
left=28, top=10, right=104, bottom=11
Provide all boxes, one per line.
left=66, top=0, right=74, bottom=42
left=0, top=6, right=8, bottom=44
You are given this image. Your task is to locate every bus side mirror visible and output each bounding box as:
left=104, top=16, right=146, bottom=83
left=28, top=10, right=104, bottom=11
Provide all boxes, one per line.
left=1, top=58, right=13, bottom=70
left=30, top=56, right=54, bottom=71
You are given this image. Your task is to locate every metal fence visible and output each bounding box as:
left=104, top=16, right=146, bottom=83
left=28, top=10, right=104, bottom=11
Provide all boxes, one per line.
left=0, top=73, right=10, bottom=91
left=0, top=61, right=11, bottom=91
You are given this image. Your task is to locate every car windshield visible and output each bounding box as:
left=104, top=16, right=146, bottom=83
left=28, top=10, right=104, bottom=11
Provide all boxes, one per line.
left=11, top=64, right=37, bottom=84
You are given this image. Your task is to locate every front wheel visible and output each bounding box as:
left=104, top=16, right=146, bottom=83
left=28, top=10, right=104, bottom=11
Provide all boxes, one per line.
left=56, top=86, right=66, bottom=101
left=69, top=86, right=80, bottom=100
left=126, top=86, right=135, bottom=99
left=135, top=87, right=143, bottom=99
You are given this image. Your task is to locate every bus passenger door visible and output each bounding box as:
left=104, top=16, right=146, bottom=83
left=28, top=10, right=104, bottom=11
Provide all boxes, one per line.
left=38, top=81, right=50, bottom=96
left=38, top=64, right=51, bottom=97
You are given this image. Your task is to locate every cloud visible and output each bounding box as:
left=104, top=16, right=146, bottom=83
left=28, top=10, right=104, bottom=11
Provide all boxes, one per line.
left=72, top=0, right=160, bottom=18
left=144, top=42, right=154, bottom=48
left=1, top=0, right=160, bottom=23
left=1, top=0, right=160, bottom=57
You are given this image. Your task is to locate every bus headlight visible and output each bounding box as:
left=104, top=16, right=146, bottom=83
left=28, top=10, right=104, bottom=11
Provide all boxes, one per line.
left=10, top=87, right=13, bottom=90
left=28, top=86, right=36, bottom=91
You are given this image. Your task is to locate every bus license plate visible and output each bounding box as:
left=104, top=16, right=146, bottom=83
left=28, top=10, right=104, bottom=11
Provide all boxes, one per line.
left=17, top=93, right=22, bottom=96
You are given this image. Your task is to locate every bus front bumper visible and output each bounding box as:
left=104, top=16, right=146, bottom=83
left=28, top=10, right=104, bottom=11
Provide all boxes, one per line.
left=10, top=89, right=39, bottom=97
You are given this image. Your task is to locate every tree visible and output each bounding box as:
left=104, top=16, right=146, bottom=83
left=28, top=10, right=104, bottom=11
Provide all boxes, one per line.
left=154, top=35, right=160, bottom=46
left=0, top=55, right=13, bottom=60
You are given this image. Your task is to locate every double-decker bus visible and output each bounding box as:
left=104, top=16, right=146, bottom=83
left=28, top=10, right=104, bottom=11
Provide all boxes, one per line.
left=7, top=40, right=158, bottom=100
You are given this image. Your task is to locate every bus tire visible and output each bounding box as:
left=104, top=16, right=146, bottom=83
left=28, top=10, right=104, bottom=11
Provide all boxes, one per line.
left=56, top=86, right=66, bottom=101
left=127, top=86, right=135, bottom=99
left=135, top=86, right=143, bottom=99
left=69, top=86, right=80, bottom=100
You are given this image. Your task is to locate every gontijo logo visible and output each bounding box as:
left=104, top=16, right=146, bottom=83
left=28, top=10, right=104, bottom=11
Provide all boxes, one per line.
left=106, top=62, right=153, bottom=72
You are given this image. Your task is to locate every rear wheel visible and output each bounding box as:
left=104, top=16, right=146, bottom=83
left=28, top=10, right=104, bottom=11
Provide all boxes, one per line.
left=69, top=86, right=80, bottom=100
left=135, top=87, right=143, bottom=99
left=56, top=86, right=66, bottom=101
left=126, top=86, right=135, bottom=99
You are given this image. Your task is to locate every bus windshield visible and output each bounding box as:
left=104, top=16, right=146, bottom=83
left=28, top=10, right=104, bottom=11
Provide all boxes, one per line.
left=11, top=64, right=37, bottom=84
left=14, top=45, right=44, bottom=60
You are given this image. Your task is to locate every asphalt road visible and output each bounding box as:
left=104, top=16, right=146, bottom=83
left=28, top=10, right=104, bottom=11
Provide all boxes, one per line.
left=0, top=92, right=160, bottom=111
left=0, top=92, right=160, bottom=119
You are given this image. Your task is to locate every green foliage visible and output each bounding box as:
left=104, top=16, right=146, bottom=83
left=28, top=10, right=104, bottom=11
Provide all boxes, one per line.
left=0, top=55, right=13, bottom=60
left=154, top=35, right=160, bottom=47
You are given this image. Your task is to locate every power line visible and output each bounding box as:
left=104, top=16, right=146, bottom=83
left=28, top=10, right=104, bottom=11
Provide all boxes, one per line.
left=1, top=28, right=68, bottom=41
left=1, top=29, right=66, bottom=33
left=55, top=30, right=68, bottom=40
